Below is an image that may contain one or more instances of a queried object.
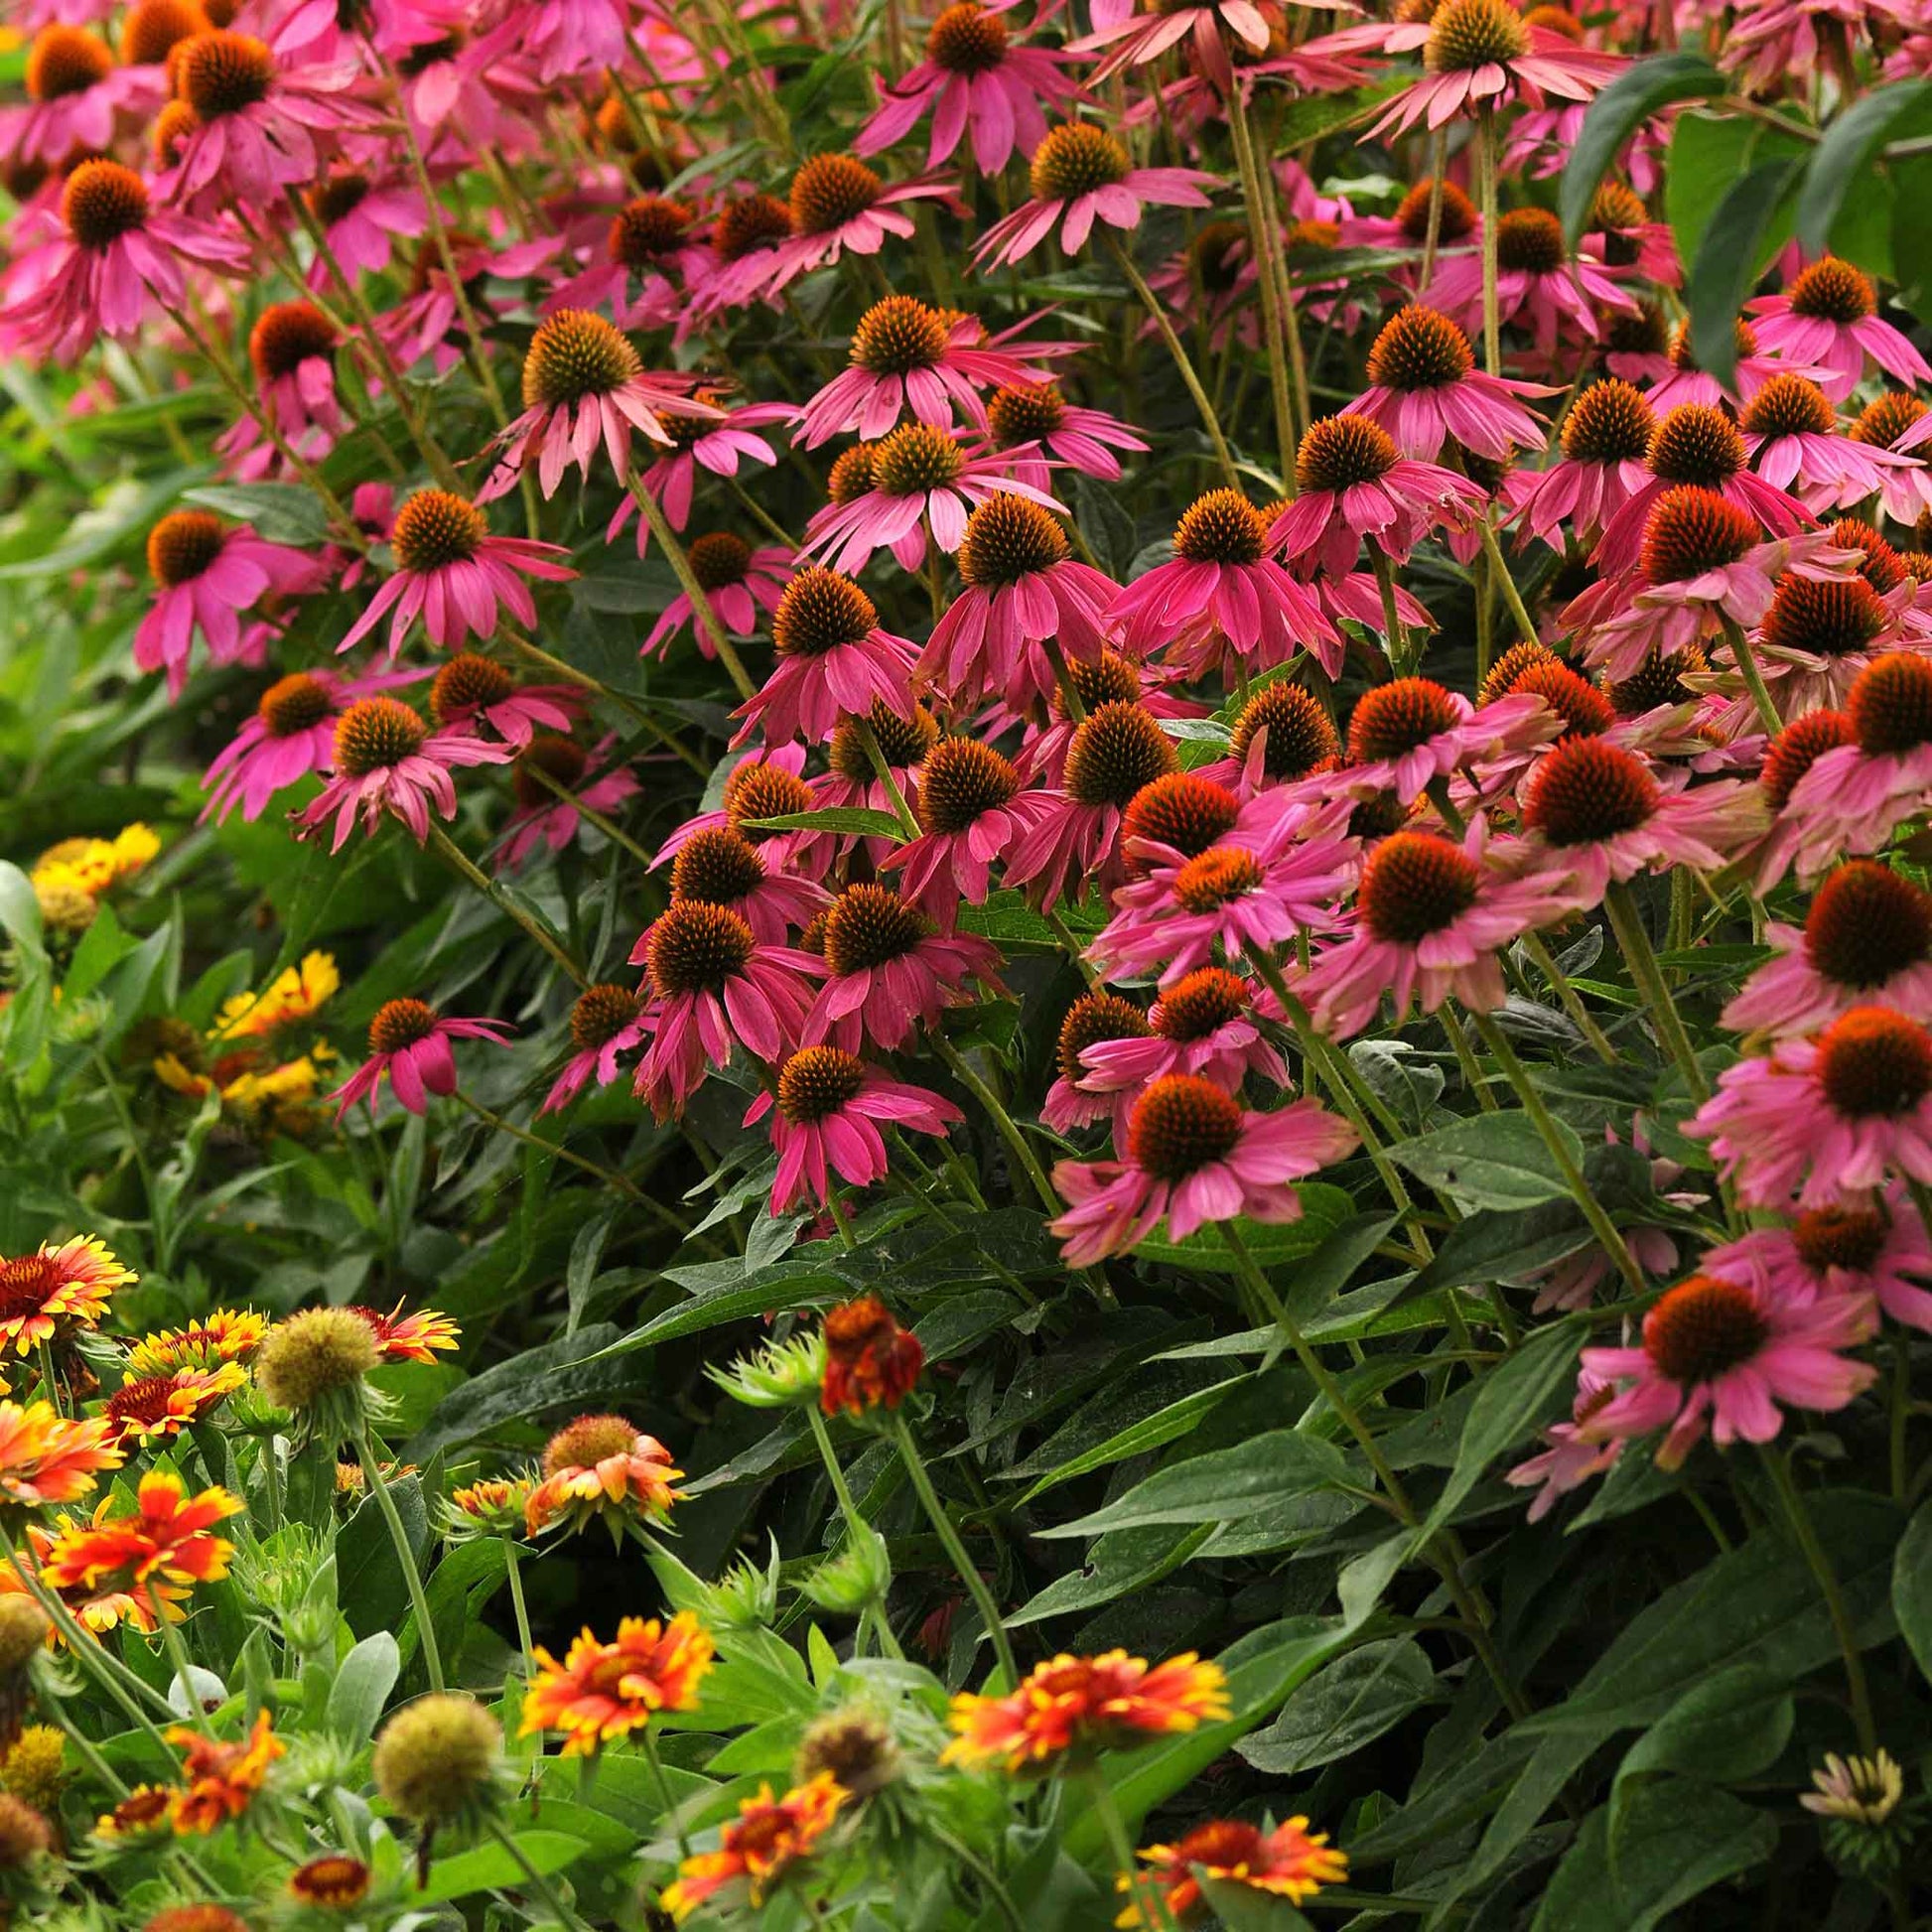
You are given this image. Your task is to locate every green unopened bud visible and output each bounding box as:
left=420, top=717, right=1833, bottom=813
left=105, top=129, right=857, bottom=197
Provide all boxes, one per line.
left=799, top=1523, right=892, bottom=1615
left=708, top=1548, right=781, bottom=1630
left=372, top=1695, right=502, bottom=1834
left=708, top=1331, right=828, bottom=1409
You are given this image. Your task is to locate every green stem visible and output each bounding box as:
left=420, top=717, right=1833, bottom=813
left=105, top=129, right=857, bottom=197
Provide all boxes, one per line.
left=629, top=476, right=759, bottom=704
left=159, top=1611, right=211, bottom=1736
left=1474, top=107, right=1500, bottom=376
left=1371, top=549, right=1409, bottom=670
left=1720, top=612, right=1783, bottom=737
left=425, top=824, right=588, bottom=987
left=517, top=759, right=656, bottom=867
left=1602, top=882, right=1708, bottom=1103
left=1474, top=518, right=1538, bottom=649
left=1417, top=129, right=1449, bottom=293
left=931, top=1035, right=1060, bottom=1218
left=1082, top=1766, right=1178, bottom=1932
left=925, top=1821, right=1026, bottom=1932
left=1470, top=1013, right=1648, bottom=1297
left=857, top=720, right=922, bottom=839
left=354, top=1430, right=444, bottom=1693
left=1761, top=1449, right=1878, bottom=1755
left=890, top=1414, right=1018, bottom=1688
left=483, top=1813, right=596, bottom=1932
left=1226, top=80, right=1301, bottom=479
left=640, top=1725, right=691, bottom=1861
left=1517, top=929, right=1619, bottom=1066
left=502, top=1537, right=534, bottom=1687
left=1109, top=235, right=1241, bottom=491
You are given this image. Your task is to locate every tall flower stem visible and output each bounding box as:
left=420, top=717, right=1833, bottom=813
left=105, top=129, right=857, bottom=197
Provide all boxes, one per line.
left=1517, top=929, right=1619, bottom=1066
left=930, top=1034, right=1060, bottom=1218
left=1473, top=106, right=1501, bottom=375
left=1225, top=79, right=1304, bottom=477
left=1469, top=1013, right=1648, bottom=1296
left=1761, top=1448, right=1878, bottom=1754
left=807, top=1406, right=902, bottom=1658
left=484, top=1814, right=597, bottom=1932
left=352, top=1429, right=444, bottom=1693
left=628, top=474, right=759, bottom=704
left=501, top=1535, right=534, bottom=1685
left=424, top=825, right=589, bottom=987
left=1475, top=519, right=1538, bottom=648
left=159, top=1610, right=212, bottom=1736
left=857, top=721, right=922, bottom=839
left=1108, top=235, right=1241, bottom=490
left=1085, top=1765, right=1180, bottom=1932
left=501, top=629, right=709, bottom=777
left=641, top=1726, right=692, bottom=1860
left=890, top=1412, right=1019, bottom=1687
left=517, top=760, right=658, bottom=867
left=1720, top=612, right=1783, bottom=737
left=1417, top=129, right=1449, bottom=291
left=1602, top=882, right=1708, bottom=1103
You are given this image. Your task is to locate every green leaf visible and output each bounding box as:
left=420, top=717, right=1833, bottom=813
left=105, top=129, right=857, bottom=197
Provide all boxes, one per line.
left=1894, top=1495, right=1932, bottom=1683
left=1796, top=79, right=1932, bottom=254
left=1416, top=1317, right=1585, bottom=1543
left=1036, top=1430, right=1348, bottom=1540
left=1561, top=53, right=1725, bottom=244
left=742, top=806, right=906, bottom=839
left=1388, top=1115, right=1582, bottom=1212
left=325, top=1633, right=399, bottom=1739
left=1009, top=1376, right=1245, bottom=1507
left=1235, top=1636, right=1435, bottom=1775
left=414, top=1832, right=590, bottom=1903
left=1533, top=1784, right=1776, bottom=1931
left=182, top=482, right=331, bottom=547
left=1130, top=1185, right=1355, bottom=1273
left=1689, top=156, right=1806, bottom=388
left=1610, top=1665, right=1792, bottom=1848
left=1197, top=1880, right=1316, bottom=1932
left=1666, top=111, right=1802, bottom=270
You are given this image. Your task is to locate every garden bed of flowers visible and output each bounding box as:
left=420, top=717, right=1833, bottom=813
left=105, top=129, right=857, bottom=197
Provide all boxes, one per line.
left=1, top=0, right=1932, bottom=1925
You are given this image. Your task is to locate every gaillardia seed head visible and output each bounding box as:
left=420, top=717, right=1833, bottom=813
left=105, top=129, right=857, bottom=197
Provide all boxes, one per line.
left=372, top=1694, right=503, bottom=1828
left=254, top=1306, right=379, bottom=1414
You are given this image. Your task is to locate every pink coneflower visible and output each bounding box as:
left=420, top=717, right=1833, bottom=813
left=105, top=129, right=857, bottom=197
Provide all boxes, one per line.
left=1271, top=416, right=1483, bottom=578
left=658, top=824, right=829, bottom=946
left=1777, top=654, right=1932, bottom=876
left=1505, top=1370, right=1623, bottom=1519
left=643, top=534, right=792, bottom=662
left=734, top=568, right=920, bottom=748
left=1070, top=0, right=1274, bottom=94
left=302, top=168, right=427, bottom=286
left=375, top=229, right=560, bottom=378
left=1571, top=486, right=1851, bottom=682
left=478, top=310, right=718, bottom=503
left=1690, top=1005, right=1932, bottom=1208
left=798, top=424, right=1058, bottom=576
left=1110, top=489, right=1340, bottom=680
left=1849, top=391, right=1932, bottom=526
left=803, top=882, right=1005, bottom=1052
left=1336, top=676, right=1557, bottom=807
left=984, top=380, right=1148, bottom=491
left=1341, top=305, right=1549, bottom=464
left=919, top=494, right=1116, bottom=712
left=751, top=153, right=962, bottom=301
left=216, top=300, right=346, bottom=481
left=0, top=159, right=251, bottom=363
left=338, top=488, right=576, bottom=659
left=1723, top=0, right=1898, bottom=90
left=1641, top=316, right=1817, bottom=415
left=796, top=299, right=1058, bottom=448
left=163, top=30, right=378, bottom=207
left=202, top=664, right=427, bottom=822
left=1092, top=784, right=1358, bottom=985
left=883, top=735, right=1042, bottom=913
left=1048, top=1075, right=1357, bottom=1265
left=1362, top=0, right=1623, bottom=142
left=332, top=999, right=514, bottom=1116
left=3, top=25, right=160, bottom=167
left=1077, top=967, right=1288, bottom=1098
left=1739, top=373, right=1904, bottom=513
left=1748, top=255, right=1930, bottom=402
left=1723, top=861, right=1932, bottom=1038
left=426, top=652, right=579, bottom=749
left=1577, top=178, right=1679, bottom=284
left=655, top=746, right=821, bottom=873
left=1043, top=990, right=1151, bottom=1141
left=612, top=395, right=794, bottom=542
left=746, top=1046, right=963, bottom=1213
left=1297, top=825, right=1570, bottom=1039
left=1745, top=568, right=1917, bottom=718
left=629, top=900, right=824, bottom=1120
left=1577, top=1266, right=1875, bottom=1468
left=1004, top=701, right=1181, bottom=909
left=1518, top=736, right=1766, bottom=905
left=813, top=705, right=940, bottom=865
left=1709, top=1186, right=1932, bottom=1332
left=971, top=122, right=1214, bottom=270
left=1422, top=207, right=1634, bottom=352
left=857, top=1, right=1080, bottom=174
left=135, top=509, right=324, bottom=699
left=1190, top=679, right=1342, bottom=797
left=498, top=734, right=641, bottom=870
left=540, top=982, right=649, bottom=1115
left=293, top=695, right=511, bottom=852
left=542, top=193, right=707, bottom=330
left=1511, top=378, right=1655, bottom=551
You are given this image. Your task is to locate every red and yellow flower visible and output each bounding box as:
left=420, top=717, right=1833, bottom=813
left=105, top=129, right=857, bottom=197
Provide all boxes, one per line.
left=288, top=1852, right=373, bottom=1906
left=0, top=1236, right=133, bottom=1354
left=1117, top=1817, right=1348, bottom=1926
left=93, top=1781, right=175, bottom=1839
left=349, top=1302, right=460, bottom=1363
left=168, top=1709, right=284, bottom=1835
left=211, top=950, right=340, bottom=1039
left=102, top=1363, right=245, bottom=1444
left=943, top=1651, right=1230, bottom=1774
left=446, top=1475, right=533, bottom=1538
left=818, top=1296, right=923, bottom=1417
left=126, top=1310, right=267, bottom=1377
left=520, top=1611, right=715, bottom=1755
left=0, top=1520, right=170, bottom=1636
left=41, top=1471, right=241, bottom=1600
left=659, top=1772, right=846, bottom=1921
left=0, top=1401, right=122, bottom=1511
left=524, top=1413, right=682, bottom=1539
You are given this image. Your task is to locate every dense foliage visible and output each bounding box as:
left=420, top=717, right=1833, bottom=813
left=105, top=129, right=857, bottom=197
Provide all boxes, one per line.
left=3, top=0, right=1932, bottom=1927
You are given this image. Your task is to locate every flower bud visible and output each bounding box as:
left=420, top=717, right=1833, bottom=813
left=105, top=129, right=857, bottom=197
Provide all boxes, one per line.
left=372, top=1695, right=502, bottom=1833
left=799, top=1524, right=892, bottom=1615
